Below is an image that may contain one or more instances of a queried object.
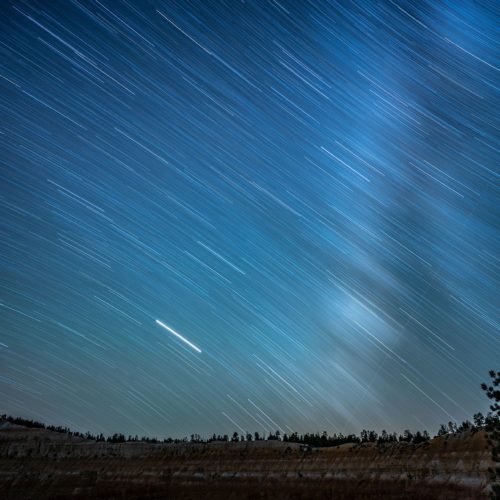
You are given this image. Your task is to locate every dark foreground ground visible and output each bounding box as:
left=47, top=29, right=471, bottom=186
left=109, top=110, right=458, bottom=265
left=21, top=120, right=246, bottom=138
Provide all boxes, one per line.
left=0, top=422, right=495, bottom=499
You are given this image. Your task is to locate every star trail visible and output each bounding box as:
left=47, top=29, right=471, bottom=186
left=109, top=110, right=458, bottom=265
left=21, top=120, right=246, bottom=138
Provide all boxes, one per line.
left=155, top=319, right=202, bottom=353
left=0, top=1, right=498, bottom=439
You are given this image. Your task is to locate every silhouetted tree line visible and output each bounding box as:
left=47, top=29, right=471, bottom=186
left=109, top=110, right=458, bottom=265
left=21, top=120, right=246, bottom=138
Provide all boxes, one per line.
left=0, top=412, right=491, bottom=447
left=2, top=370, right=499, bottom=452
left=0, top=415, right=186, bottom=444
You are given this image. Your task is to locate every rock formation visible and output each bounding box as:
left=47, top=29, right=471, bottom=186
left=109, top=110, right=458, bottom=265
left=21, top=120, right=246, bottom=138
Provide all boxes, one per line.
left=0, top=422, right=494, bottom=498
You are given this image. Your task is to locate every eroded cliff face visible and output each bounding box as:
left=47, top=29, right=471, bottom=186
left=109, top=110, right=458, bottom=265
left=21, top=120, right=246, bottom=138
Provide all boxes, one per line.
left=0, top=424, right=494, bottom=499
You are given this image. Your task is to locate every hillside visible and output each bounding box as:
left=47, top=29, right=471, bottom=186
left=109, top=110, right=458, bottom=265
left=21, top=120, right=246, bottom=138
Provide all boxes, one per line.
left=0, top=422, right=495, bottom=499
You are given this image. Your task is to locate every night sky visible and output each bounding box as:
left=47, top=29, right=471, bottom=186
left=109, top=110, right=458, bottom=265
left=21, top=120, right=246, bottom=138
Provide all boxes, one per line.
left=0, top=0, right=498, bottom=439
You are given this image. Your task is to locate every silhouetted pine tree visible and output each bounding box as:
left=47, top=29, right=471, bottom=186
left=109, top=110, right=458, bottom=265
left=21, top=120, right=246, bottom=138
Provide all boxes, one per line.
left=481, top=370, right=500, bottom=497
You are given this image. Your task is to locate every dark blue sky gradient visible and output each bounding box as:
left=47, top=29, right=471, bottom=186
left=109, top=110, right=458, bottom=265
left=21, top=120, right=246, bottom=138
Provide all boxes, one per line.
left=0, top=0, right=498, bottom=438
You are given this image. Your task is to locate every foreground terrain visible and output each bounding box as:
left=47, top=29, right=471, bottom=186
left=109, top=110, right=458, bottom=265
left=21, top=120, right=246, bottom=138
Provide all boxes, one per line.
left=0, top=421, right=494, bottom=499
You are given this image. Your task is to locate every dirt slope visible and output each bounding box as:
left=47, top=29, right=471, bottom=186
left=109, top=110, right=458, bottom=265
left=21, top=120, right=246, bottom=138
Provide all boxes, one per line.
left=0, top=423, right=494, bottom=499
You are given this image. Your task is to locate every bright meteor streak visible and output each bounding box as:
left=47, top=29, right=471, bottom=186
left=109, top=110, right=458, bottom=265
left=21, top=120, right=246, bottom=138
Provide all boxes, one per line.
left=155, top=320, right=202, bottom=353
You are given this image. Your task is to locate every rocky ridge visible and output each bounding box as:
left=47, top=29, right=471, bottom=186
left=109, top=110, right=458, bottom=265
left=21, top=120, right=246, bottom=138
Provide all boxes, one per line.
left=0, top=422, right=495, bottom=499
